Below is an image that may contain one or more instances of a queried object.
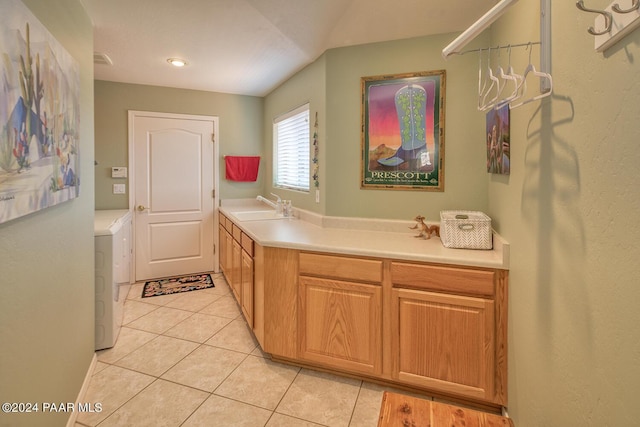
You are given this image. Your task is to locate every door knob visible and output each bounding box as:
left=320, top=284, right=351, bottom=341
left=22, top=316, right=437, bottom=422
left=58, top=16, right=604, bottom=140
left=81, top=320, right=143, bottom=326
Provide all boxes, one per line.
left=137, top=205, right=149, bottom=212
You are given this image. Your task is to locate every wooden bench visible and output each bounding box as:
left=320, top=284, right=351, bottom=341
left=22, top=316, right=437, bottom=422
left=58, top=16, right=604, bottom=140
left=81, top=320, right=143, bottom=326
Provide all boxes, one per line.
left=378, top=392, right=514, bottom=426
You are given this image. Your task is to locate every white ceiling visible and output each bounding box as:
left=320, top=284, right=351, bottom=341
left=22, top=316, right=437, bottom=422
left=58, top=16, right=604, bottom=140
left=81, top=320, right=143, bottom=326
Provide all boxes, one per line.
left=81, top=0, right=496, bottom=97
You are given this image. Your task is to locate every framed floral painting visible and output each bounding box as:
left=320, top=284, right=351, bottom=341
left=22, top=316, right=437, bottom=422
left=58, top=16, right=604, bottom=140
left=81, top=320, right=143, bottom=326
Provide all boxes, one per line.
left=361, top=70, right=445, bottom=191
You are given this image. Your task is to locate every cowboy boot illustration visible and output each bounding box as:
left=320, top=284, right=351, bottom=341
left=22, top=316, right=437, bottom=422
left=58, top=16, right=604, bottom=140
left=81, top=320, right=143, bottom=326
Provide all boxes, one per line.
left=378, top=84, right=431, bottom=168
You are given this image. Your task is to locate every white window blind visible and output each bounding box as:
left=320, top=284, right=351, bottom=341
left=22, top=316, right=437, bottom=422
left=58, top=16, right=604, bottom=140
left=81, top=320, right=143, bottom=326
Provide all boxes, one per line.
left=273, top=104, right=310, bottom=192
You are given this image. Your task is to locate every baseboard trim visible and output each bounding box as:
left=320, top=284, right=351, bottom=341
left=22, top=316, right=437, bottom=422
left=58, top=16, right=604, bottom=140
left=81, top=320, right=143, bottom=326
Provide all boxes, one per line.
left=66, top=353, right=98, bottom=427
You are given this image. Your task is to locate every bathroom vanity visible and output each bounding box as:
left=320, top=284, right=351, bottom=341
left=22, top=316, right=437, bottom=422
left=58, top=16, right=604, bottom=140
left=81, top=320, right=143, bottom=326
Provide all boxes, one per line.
left=218, top=200, right=509, bottom=411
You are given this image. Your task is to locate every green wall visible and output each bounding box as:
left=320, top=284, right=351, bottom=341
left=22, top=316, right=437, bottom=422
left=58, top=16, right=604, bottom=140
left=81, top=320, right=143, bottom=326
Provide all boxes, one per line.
left=263, top=54, right=327, bottom=214
left=264, top=33, right=491, bottom=220
left=325, top=33, right=491, bottom=219
left=0, top=1, right=95, bottom=426
left=94, top=81, right=264, bottom=209
left=490, top=2, right=640, bottom=425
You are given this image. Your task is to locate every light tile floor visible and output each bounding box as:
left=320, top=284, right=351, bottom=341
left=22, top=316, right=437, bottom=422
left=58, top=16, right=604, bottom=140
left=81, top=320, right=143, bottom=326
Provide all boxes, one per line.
left=76, top=272, right=433, bottom=427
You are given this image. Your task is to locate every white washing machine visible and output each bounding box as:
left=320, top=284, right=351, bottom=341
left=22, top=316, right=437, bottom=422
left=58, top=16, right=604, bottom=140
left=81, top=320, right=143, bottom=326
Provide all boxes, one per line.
left=94, top=210, right=132, bottom=350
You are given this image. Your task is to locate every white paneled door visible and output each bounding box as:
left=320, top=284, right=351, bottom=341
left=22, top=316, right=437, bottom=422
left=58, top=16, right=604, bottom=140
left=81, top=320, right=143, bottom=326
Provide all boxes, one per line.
left=130, top=112, right=217, bottom=282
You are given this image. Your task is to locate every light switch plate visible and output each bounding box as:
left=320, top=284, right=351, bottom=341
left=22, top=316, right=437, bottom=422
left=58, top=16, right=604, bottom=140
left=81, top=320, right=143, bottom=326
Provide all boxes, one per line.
left=113, top=183, right=126, bottom=194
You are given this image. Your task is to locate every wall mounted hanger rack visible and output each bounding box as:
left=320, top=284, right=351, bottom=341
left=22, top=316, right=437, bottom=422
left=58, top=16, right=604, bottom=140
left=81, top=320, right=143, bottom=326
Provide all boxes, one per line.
left=472, top=43, right=553, bottom=111
left=576, top=0, right=640, bottom=52
left=442, top=0, right=520, bottom=59
left=456, top=41, right=541, bottom=56
left=443, top=0, right=551, bottom=93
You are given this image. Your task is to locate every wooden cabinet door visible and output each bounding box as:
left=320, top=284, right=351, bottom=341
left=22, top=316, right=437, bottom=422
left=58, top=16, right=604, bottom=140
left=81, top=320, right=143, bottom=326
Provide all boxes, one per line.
left=223, top=230, right=233, bottom=283
left=219, top=224, right=227, bottom=276
left=241, top=250, right=254, bottom=327
left=231, top=238, right=242, bottom=301
left=299, top=276, right=382, bottom=375
left=391, top=288, right=495, bottom=402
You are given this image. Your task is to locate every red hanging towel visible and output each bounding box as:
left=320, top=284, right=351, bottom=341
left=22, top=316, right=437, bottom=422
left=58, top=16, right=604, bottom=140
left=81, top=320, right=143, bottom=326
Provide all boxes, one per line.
left=225, top=156, right=260, bottom=182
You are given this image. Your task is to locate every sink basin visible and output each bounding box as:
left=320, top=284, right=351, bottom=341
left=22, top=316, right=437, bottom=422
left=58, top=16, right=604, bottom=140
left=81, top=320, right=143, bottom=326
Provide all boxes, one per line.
left=231, top=210, right=284, bottom=221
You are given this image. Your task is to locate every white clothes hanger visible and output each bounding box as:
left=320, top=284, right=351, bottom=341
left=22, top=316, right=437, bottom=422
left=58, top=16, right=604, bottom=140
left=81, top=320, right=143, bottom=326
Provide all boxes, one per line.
left=479, top=48, right=502, bottom=111
left=495, top=46, right=523, bottom=109
left=509, top=43, right=553, bottom=109
left=491, top=49, right=510, bottom=105
left=477, top=49, right=489, bottom=111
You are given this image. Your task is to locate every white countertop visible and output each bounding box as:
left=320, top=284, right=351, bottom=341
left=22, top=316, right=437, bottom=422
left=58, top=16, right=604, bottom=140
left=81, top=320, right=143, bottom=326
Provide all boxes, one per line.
left=219, top=199, right=509, bottom=270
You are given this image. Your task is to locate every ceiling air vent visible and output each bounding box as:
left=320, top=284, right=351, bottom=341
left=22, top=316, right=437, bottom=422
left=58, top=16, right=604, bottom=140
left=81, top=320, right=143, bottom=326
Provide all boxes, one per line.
left=93, top=52, right=113, bottom=66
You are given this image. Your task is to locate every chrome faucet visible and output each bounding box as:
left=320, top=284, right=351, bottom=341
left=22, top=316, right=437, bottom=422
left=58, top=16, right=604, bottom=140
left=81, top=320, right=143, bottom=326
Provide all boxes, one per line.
left=256, top=195, right=277, bottom=209
left=270, top=193, right=283, bottom=214
left=270, top=193, right=282, bottom=204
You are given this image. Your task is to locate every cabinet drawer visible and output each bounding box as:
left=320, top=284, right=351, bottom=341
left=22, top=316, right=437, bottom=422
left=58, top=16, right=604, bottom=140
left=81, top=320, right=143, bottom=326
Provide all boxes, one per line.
left=300, top=252, right=382, bottom=284
left=226, top=216, right=234, bottom=231
left=219, top=213, right=228, bottom=230
left=232, top=223, right=242, bottom=242
left=391, top=262, right=495, bottom=297
left=241, top=232, right=253, bottom=256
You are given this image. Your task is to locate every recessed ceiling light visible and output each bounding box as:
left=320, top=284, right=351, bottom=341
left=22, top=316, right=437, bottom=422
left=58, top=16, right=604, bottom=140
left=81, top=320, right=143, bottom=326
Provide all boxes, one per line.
left=167, top=58, right=187, bottom=67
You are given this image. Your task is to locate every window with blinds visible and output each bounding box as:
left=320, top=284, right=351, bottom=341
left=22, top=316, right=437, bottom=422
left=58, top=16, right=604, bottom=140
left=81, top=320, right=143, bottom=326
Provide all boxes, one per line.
left=273, top=104, right=310, bottom=192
